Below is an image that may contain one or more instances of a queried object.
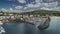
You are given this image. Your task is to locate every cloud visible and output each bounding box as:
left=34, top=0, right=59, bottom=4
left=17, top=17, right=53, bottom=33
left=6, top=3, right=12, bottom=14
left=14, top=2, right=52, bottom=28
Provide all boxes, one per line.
left=1, top=8, right=7, bottom=12
left=52, top=7, right=60, bottom=11
left=43, top=1, right=58, bottom=7
left=15, top=6, right=23, bottom=10
left=40, top=6, right=60, bottom=11
left=24, top=1, right=58, bottom=11
left=35, top=0, right=43, bottom=3
left=10, top=8, right=13, bottom=11
left=1, top=0, right=59, bottom=12
left=40, top=7, right=53, bottom=10
left=17, top=0, right=26, bottom=3
left=1, top=8, right=14, bottom=12
left=0, top=8, right=23, bottom=12
left=24, top=7, right=28, bottom=10
left=24, top=0, right=41, bottom=9
left=28, top=3, right=41, bottom=8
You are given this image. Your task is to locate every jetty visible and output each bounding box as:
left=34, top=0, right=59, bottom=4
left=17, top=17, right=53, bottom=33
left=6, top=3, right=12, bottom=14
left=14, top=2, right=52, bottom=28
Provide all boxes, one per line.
left=38, top=16, right=51, bottom=30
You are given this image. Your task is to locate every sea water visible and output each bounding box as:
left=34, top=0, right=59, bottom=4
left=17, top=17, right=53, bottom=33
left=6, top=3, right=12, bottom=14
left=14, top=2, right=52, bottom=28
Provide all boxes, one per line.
left=1, top=17, right=60, bottom=34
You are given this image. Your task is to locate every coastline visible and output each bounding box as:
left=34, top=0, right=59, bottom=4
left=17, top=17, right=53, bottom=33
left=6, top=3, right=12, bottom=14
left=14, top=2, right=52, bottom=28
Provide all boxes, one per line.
left=50, top=16, right=60, bottom=18
left=0, top=16, right=60, bottom=24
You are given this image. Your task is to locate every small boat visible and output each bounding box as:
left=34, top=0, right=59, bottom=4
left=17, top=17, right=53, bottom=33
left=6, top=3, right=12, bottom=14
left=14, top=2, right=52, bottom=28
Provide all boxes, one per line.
left=38, top=16, right=51, bottom=30
left=0, top=26, right=5, bottom=34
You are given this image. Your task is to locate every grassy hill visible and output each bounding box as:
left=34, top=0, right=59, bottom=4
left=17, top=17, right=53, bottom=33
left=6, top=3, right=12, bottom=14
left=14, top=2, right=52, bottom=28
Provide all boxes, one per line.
left=0, top=10, right=60, bottom=16
left=20, top=10, right=60, bottom=16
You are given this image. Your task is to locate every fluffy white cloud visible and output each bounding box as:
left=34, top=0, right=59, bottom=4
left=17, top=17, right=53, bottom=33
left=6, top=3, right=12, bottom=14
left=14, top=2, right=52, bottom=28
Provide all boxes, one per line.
left=0, top=8, right=23, bottom=12
left=43, top=1, right=58, bottom=7
left=24, top=7, right=28, bottom=9
left=26, top=3, right=41, bottom=8
left=40, top=6, right=60, bottom=11
left=35, top=0, right=43, bottom=3
left=17, top=0, right=26, bottom=3
left=1, top=8, right=7, bottom=12
left=10, top=8, right=13, bottom=11
left=27, top=4, right=39, bottom=8
left=52, top=7, right=60, bottom=11
left=24, top=1, right=58, bottom=10
left=15, top=6, right=23, bottom=9
left=1, top=8, right=6, bottom=10
left=1, top=8, right=14, bottom=12
left=40, top=7, right=53, bottom=10
left=2, top=0, right=59, bottom=12
left=24, top=0, right=41, bottom=9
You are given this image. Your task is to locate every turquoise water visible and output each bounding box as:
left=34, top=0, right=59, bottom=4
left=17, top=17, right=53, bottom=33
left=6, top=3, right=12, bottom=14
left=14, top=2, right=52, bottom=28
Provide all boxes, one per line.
left=2, top=17, right=60, bottom=34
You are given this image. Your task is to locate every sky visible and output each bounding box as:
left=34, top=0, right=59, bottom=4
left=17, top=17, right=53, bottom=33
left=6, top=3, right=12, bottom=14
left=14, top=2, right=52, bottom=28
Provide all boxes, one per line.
left=0, top=0, right=60, bottom=12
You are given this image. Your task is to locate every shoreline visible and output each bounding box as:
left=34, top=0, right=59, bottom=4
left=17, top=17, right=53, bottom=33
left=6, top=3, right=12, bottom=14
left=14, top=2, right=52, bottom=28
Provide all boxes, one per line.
left=0, top=16, right=60, bottom=24
left=50, top=16, right=60, bottom=18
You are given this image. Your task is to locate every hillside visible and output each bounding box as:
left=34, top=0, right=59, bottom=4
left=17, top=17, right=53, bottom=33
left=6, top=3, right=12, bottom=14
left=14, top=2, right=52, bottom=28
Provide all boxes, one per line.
left=20, top=10, right=60, bottom=16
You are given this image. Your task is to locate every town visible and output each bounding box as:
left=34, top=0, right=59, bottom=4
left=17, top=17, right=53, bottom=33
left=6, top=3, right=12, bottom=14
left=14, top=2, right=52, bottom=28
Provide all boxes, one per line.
left=0, top=10, right=60, bottom=23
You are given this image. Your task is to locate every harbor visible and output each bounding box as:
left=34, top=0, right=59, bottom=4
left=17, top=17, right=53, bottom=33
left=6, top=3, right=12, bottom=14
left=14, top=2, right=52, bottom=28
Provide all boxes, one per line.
left=0, top=0, right=60, bottom=34
left=1, top=10, right=60, bottom=34
left=0, top=12, right=51, bottom=34
left=1, top=17, right=60, bottom=34
left=0, top=11, right=49, bottom=23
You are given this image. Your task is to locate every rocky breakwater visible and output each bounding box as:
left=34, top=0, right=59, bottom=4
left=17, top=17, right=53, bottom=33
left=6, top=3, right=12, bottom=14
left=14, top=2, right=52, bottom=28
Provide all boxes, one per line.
left=38, top=16, right=51, bottom=30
